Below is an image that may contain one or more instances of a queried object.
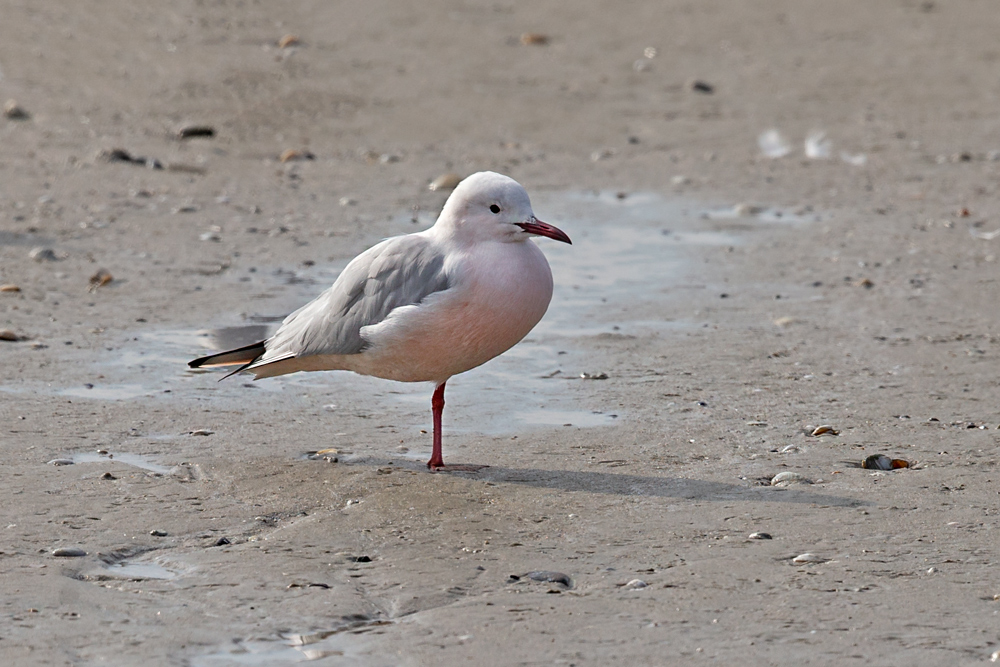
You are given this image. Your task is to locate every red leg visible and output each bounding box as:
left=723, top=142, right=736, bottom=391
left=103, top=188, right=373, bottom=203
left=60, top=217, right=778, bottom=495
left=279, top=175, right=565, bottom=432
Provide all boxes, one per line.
left=427, top=382, right=446, bottom=469
left=425, top=382, right=486, bottom=472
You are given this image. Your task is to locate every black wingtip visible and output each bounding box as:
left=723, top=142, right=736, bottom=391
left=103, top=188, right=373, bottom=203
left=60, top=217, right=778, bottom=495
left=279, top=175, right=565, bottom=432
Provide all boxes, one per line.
left=187, top=340, right=267, bottom=371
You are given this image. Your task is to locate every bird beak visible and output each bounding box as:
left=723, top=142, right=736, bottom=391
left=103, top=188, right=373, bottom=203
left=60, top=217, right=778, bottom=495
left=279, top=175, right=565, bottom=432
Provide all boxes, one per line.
left=515, top=218, right=572, bottom=244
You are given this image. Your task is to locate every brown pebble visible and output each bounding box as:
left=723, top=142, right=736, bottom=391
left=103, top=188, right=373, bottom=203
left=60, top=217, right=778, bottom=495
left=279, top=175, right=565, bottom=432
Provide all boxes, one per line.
left=0, top=329, right=20, bottom=341
left=520, top=33, right=549, bottom=45
left=0, top=284, right=20, bottom=292
left=88, top=269, right=113, bottom=292
left=4, top=99, right=29, bottom=120
left=278, top=34, right=300, bottom=48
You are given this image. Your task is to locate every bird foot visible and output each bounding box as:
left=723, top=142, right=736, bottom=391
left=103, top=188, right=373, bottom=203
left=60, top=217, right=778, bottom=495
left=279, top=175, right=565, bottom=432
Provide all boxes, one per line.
left=427, top=463, right=489, bottom=473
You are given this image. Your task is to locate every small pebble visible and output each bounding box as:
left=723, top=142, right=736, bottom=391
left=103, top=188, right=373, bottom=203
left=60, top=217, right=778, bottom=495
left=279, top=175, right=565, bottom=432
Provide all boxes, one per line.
left=580, top=372, right=608, bottom=380
left=0, top=329, right=20, bottom=341
left=0, top=284, right=21, bottom=292
left=214, top=537, right=231, bottom=547
left=689, top=80, right=714, bottom=94
left=52, top=547, right=87, bottom=558
left=189, top=429, right=214, bottom=436
left=733, top=202, right=764, bottom=216
left=98, top=147, right=162, bottom=169
left=100, top=472, right=117, bottom=480
left=428, top=173, right=462, bottom=191
left=927, top=567, right=937, bottom=574
left=48, top=459, right=74, bottom=466
left=520, top=33, right=549, bottom=45
left=623, top=579, right=648, bottom=589
left=150, top=529, right=168, bottom=537
left=177, top=125, right=215, bottom=139
left=748, top=532, right=772, bottom=540
left=29, top=247, right=58, bottom=262
left=792, top=553, right=826, bottom=564
left=4, top=99, right=29, bottom=120
left=278, top=34, right=300, bottom=48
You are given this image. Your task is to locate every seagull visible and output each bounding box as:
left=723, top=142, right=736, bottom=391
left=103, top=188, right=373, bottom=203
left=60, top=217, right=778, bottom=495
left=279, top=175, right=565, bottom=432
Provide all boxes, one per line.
left=189, top=172, right=571, bottom=470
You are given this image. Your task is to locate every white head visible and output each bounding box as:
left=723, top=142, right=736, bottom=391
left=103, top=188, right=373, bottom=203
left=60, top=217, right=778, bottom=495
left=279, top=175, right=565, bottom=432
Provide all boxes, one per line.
left=433, top=171, right=571, bottom=246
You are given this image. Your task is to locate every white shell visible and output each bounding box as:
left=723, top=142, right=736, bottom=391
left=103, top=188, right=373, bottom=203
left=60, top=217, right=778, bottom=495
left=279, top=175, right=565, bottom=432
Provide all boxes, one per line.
left=758, top=129, right=791, bottom=158
left=792, top=553, right=826, bottom=564
left=804, top=130, right=832, bottom=159
left=771, top=472, right=810, bottom=486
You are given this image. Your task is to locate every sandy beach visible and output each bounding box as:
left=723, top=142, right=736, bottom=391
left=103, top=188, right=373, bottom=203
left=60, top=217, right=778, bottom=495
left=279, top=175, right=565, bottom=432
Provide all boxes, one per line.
left=3, top=1, right=1000, bottom=664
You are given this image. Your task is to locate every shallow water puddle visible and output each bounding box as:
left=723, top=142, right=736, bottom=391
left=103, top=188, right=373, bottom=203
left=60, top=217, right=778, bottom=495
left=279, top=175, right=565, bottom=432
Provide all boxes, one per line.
left=192, top=622, right=391, bottom=666
left=71, top=451, right=174, bottom=475
left=532, top=190, right=740, bottom=335
left=98, top=559, right=181, bottom=581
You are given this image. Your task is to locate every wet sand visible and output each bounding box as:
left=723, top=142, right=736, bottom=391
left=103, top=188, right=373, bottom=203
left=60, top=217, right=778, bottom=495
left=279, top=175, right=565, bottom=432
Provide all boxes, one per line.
left=3, top=2, right=1000, bottom=665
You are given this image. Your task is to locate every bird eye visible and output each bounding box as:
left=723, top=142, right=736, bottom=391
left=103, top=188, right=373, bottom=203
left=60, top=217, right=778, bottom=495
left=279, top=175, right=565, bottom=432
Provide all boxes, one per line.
left=489, top=204, right=501, bottom=214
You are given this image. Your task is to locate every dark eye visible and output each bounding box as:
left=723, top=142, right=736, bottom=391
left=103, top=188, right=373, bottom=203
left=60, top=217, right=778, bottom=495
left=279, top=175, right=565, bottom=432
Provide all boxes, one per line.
left=489, top=204, right=501, bottom=214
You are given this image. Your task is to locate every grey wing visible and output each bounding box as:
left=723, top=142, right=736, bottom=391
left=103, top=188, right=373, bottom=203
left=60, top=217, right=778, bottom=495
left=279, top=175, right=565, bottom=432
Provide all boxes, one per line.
left=251, top=235, right=450, bottom=365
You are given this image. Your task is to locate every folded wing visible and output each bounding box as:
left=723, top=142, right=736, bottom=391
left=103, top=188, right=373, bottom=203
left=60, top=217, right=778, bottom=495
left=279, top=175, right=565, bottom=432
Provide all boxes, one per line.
left=242, top=234, right=451, bottom=373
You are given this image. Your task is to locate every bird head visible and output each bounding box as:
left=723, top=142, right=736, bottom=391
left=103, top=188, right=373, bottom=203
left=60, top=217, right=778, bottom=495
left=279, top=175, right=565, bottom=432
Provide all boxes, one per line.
left=434, top=172, right=571, bottom=246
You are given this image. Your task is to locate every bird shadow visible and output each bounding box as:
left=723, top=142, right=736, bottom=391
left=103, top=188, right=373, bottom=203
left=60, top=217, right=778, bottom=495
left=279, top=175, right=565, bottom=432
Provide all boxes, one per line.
left=342, top=456, right=868, bottom=507
left=478, top=466, right=869, bottom=507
